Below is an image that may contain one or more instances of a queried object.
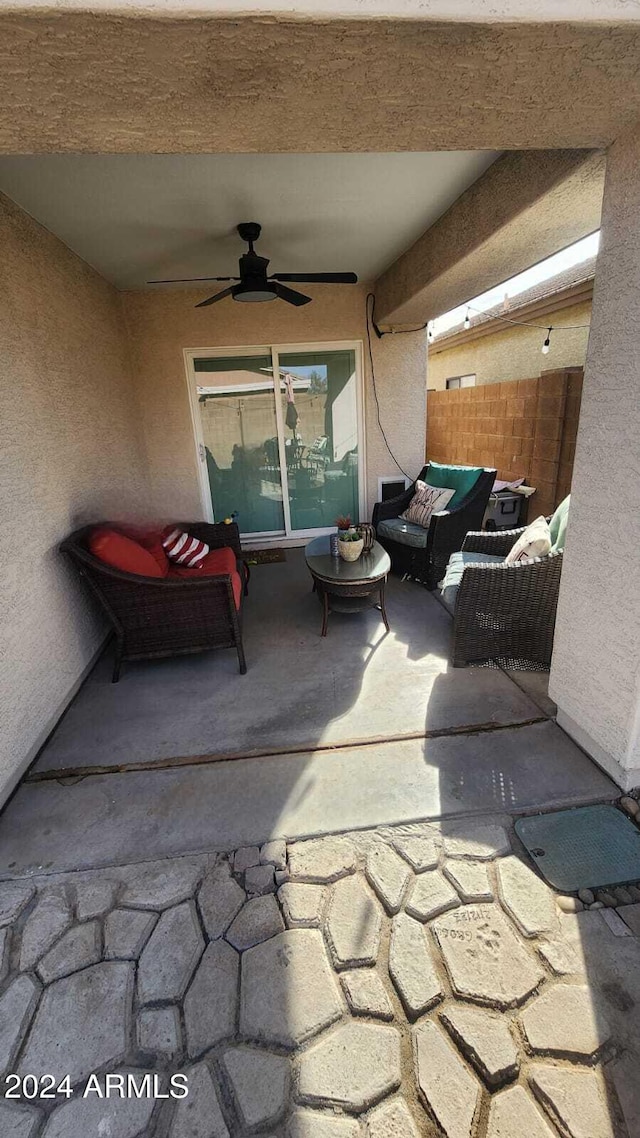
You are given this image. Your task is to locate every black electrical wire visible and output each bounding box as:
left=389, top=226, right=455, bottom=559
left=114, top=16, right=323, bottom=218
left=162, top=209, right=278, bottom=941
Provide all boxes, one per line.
left=366, top=293, right=415, bottom=481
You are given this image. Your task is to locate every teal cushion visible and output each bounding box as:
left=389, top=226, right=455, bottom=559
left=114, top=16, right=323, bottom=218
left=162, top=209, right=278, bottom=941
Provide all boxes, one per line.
left=439, top=550, right=505, bottom=614
left=426, top=462, right=484, bottom=508
left=549, top=495, right=570, bottom=552
left=377, top=517, right=429, bottom=549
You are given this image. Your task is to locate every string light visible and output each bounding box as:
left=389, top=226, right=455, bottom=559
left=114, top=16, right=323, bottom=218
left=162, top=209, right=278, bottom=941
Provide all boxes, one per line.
left=427, top=323, right=434, bottom=342
left=463, top=309, right=471, bottom=330
left=541, top=326, right=552, bottom=355
left=458, top=301, right=589, bottom=333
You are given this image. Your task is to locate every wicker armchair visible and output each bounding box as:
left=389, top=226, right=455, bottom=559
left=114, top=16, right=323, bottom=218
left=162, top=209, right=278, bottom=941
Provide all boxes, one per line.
left=62, top=522, right=247, bottom=682
left=372, top=464, right=496, bottom=590
left=448, top=526, right=563, bottom=668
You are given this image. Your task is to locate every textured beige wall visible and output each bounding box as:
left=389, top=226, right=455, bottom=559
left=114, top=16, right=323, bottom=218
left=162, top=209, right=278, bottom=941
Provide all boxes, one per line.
left=428, top=301, right=592, bottom=390
left=2, top=16, right=640, bottom=154
left=121, top=286, right=426, bottom=519
left=0, top=193, right=149, bottom=802
left=550, top=123, right=640, bottom=790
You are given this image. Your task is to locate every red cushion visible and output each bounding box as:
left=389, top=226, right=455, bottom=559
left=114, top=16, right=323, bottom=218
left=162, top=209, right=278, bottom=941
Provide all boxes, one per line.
left=117, top=526, right=170, bottom=577
left=89, top=528, right=165, bottom=578
left=168, top=547, right=241, bottom=609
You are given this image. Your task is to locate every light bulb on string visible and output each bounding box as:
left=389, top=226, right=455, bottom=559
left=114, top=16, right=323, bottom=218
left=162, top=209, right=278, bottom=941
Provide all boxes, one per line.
left=463, top=309, right=471, bottom=330
left=541, top=326, right=552, bottom=355
left=427, top=323, right=434, bottom=343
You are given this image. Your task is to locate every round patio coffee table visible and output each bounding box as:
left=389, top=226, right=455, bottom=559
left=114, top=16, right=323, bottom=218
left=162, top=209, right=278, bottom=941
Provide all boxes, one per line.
left=304, top=535, right=391, bottom=637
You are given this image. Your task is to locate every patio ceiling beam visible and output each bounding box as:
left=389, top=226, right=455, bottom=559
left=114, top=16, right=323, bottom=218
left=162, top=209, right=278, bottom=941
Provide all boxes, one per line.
left=1, top=17, right=640, bottom=154
left=373, top=150, right=605, bottom=328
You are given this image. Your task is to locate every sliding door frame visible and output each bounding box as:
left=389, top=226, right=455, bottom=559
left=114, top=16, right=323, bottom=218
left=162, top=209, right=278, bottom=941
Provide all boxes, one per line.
left=183, top=340, right=366, bottom=544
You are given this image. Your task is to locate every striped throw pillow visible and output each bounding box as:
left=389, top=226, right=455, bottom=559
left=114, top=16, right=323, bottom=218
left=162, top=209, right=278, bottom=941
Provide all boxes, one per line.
left=162, top=527, right=210, bottom=568
left=401, top=481, right=456, bottom=528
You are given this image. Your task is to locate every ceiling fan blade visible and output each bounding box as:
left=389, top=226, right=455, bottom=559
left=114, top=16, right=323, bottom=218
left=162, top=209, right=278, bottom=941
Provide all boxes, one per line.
left=272, top=282, right=312, bottom=307
left=147, top=276, right=239, bottom=284
left=271, top=272, right=358, bottom=284
left=195, top=286, right=235, bottom=308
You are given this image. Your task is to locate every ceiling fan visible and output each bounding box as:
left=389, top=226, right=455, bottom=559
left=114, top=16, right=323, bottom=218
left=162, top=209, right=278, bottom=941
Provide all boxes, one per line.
left=147, top=222, right=358, bottom=308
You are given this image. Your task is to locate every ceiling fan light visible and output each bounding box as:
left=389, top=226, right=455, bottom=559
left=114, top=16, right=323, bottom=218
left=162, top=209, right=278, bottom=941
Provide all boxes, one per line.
left=232, top=281, right=277, bottom=303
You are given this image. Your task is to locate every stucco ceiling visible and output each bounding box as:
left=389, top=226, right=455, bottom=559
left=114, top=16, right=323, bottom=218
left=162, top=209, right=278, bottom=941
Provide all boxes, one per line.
left=0, top=152, right=499, bottom=289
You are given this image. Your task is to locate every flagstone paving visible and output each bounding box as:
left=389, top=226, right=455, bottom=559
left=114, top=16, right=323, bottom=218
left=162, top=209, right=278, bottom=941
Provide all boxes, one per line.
left=0, top=814, right=636, bottom=1135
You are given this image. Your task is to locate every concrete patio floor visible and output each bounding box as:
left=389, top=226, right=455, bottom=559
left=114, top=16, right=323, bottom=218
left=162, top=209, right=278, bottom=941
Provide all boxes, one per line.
left=0, top=553, right=636, bottom=1136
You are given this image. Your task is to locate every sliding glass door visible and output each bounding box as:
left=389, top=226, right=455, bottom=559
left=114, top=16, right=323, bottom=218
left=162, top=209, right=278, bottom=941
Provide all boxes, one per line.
left=189, top=343, right=363, bottom=540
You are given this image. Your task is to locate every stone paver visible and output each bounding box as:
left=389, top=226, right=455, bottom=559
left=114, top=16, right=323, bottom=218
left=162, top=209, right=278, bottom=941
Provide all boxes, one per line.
left=0, top=882, right=35, bottom=927
left=0, top=1100, right=41, bottom=1138
left=184, top=939, right=239, bottom=1057
left=529, top=1064, right=617, bottom=1138
left=440, top=1004, right=519, bottom=1088
left=497, top=857, right=557, bottom=938
left=198, top=868, right=245, bottom=939
left=325, top=876, right=382, bottom=967
left=519, top=984, right=611, bottom=1059
left=241, top=929, right=343, bottom=1048
left=279, top=882, right=326, bottom=928
left=433, top=904, right=544, bottom=1008
left=288, top=837, right=356, bottom=883
left=245, top=863, right=276, bottom=895
left=391, top=835, right=440, bottom=872
left=538, top=939, right=583, bottom=976
left=288, top=1112, right=362, bottom=1137
left=223, top=1045, right=289, bottom=1129
left=18, top=962, right=133, bottom=1084
left=104, top=907, right=158, bottom=959
left=388, top=912, right=442, bottom=1018
left=0, top=974, right=41, bottom=1073
left=261, top=840, right=287, bottom=870
left=226, top=894, right=285, bottom=950
left=443, top=824, right=511, bottom=861
left=365, top=844, right=411, bottom=914
left=486, top=1086, right=555, bottom=1138
left=138, top=1005, right=181, bottom=1058
left=75, top=878, right=118, bottom=920
left=169, top=1061, right=229, bottom=1138
left=137, top=901, right=204, bottom=1003
left=620, top=903, right=640, bottom=936
left=444, top=860, right=493, bottom=903
left=405, top=871, right=460, bottom=921
left=42, top=1089, right=155, bottom=1138
left=298, top=1021, right=401, bottom=1111
left=37, top=920, right=101, bottom=983
left=413, top=1019, right=481, bottom=1138
left=234, top=846, right=261, bottom=873
left=340, top=969, right=394, bottom=1021
left=366, top=1098, right=420, bottom=1137
left=121, top=861, right=202, bottom=910
left=19, top=887, right=72, bottom=970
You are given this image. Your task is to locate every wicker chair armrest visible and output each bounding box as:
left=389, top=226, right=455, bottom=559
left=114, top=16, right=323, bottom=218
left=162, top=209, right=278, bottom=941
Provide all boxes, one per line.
left=461, top=527, right=526, bottom=557
left=454, top=550, right=563, bottom=612
left=179, top=521, right=242, bottom=558
left=372, top=487, right=415, bottom=526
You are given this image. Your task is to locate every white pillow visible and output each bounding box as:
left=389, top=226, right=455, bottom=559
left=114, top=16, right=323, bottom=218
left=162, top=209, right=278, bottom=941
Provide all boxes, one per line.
left=505, top=516, right=552, bottom=565
left=401, top=481, right=456, bottom=529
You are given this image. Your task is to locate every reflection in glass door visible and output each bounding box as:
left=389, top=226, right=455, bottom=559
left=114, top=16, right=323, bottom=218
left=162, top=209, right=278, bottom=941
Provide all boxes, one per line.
left=190, top=344, right=362, bottom=540
left=277, top=349, right=359, bottom=533
left=194, top=353, right=285, bottom=536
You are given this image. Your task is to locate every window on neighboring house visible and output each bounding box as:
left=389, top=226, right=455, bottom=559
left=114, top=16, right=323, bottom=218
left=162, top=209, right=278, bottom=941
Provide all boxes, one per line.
left=446, top=374, right=476, bottom=390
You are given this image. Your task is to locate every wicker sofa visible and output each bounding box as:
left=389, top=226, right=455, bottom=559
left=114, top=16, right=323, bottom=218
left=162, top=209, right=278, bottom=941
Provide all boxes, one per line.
left=372, top=463, right=496, bottom=590
left=62, top=522, right=248, bottom=681
left=439, top=507, right=567, bottom=668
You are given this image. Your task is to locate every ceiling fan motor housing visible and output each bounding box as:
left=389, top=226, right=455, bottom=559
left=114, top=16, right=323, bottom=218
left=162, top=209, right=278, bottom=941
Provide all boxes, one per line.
left=234, top=251, right=277, bottom=302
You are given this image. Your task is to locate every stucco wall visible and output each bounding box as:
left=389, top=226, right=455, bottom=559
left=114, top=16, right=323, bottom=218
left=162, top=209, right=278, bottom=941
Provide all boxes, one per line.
left=428, top=300, right=592, bottom=390
left=0, top=192, right=149, bottom=802
left=121, top=286, right=426, bottom=520
left=550, top=123, right=640, bottom=790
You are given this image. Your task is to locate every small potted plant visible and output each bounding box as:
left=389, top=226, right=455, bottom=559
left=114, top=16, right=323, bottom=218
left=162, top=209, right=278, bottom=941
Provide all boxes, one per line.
left=335, top=515, right=364, bottom=562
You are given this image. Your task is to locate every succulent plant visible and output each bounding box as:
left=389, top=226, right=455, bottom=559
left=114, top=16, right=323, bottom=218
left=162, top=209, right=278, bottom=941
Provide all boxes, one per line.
left=335, top=515, right=353, bottom=531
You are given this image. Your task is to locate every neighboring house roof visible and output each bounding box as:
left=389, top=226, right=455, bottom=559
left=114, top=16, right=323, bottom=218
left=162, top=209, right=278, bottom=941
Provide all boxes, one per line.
left=433, top=254, right=596, bottom=346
